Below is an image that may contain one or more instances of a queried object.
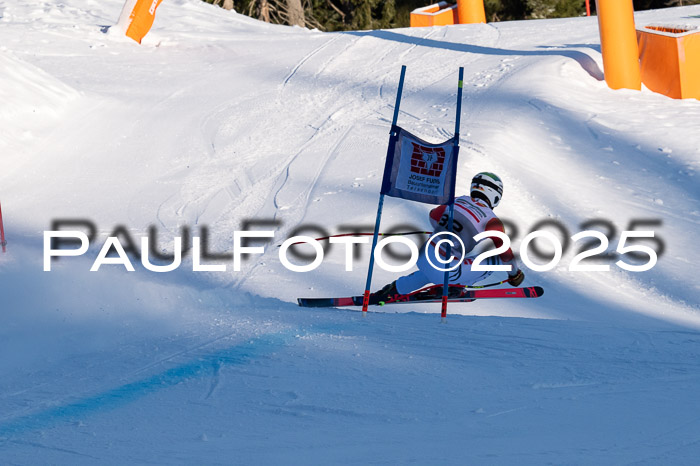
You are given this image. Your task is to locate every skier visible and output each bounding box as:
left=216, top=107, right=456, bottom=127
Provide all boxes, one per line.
left=369, top=172, right=524, bottom=304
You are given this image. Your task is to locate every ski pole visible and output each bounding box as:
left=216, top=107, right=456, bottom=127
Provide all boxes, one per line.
left=414, top=280, right=510, bottom=295
left=466, top=278, right=509, bottom=289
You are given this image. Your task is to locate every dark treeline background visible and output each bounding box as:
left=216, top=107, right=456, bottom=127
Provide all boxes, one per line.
left=203, top=0, right=700, bottom=32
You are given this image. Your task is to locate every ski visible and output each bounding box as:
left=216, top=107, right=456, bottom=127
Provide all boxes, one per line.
left=297, top=286, right=544, bottom=308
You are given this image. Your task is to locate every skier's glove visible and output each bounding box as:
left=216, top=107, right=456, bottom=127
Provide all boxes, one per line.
left=508, top=269, right=524, bottom=287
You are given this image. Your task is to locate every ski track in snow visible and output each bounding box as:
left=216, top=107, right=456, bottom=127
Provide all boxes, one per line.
left=282, top=34, right=343, bottom=87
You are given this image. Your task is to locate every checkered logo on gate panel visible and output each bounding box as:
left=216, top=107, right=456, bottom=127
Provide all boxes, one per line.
left=410, top=143, right=445, bottom=177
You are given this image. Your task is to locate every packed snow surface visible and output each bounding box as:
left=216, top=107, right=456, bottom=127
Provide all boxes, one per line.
left=1, top=0, right=700, bottom=463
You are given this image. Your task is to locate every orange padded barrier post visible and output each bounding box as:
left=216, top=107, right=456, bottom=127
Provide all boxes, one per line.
left=410, top=2, right=458, bottom=27
left=637, top=25, right=700, bottom=100
left=595, top=0, right=641, bottom=90
left=116, top=0, right=164, bottom=44
left=457, top=0, right=486, bottom=24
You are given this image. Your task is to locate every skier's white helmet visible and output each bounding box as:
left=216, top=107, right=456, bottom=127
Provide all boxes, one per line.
left=470, top=172, right=503, bottom=209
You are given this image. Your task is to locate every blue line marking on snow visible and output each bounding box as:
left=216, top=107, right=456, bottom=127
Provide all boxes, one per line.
left=0, top=330, right=303, bottom=437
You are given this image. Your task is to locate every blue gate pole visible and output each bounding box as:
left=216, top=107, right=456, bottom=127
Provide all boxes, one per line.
left=362, top=65, right=407, bottom=314
left=441, top=67, right=464, bottom=323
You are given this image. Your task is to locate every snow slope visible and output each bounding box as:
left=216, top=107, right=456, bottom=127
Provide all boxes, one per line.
left=1, top=0, right=700, bottom=463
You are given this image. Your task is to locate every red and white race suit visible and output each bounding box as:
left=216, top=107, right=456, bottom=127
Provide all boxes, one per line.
left=395, top=195, right=519, bottom=294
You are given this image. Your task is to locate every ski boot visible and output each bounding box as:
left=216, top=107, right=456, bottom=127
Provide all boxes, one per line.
left=369, top=281, right=407, bottom=305
left=447, top=285, right=475, bottom=302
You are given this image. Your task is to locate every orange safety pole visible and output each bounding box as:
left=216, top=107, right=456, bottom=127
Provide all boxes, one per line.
left=457, top=0, right=486, bottom=24
left=586, top=0, right=591, bottom=17
left=595, top=0, right=641, bottom=90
